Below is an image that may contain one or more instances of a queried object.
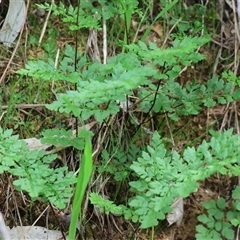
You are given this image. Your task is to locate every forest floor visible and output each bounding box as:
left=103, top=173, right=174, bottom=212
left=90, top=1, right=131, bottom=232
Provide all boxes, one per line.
left=0, top=0, right=239, bottom=239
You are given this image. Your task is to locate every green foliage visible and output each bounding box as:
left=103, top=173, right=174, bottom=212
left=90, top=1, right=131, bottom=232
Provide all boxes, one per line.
left=89, top=192, right=123, bottom=215
left=19, top=49, right=156, bottom=122
left=0, top=128, right=76, bottom=209
left=167, top=3, right=207, bottom=35
left=98, top=143, right=141, bottom=181
left=196, top=186, right=240, bottom=240
left=129, top=36, right=209, bottom=65
left=127, top=39, right=240, bottom=120
left=125, top=130, right=240, bottom=229
left=18, top=36, right=240, bottom=123
left=15, top=1, right=240, bottom=235
left=97, top=0, right=139, bottom=21
left=37, top=0, right=140, bottom=37
left=17, top=47, right=81, bottom=83
left=41, top=128, right=92, bottom=150
left=37, top=2, right=101, bottom=31
left=223, top=70, right=240, bottom=87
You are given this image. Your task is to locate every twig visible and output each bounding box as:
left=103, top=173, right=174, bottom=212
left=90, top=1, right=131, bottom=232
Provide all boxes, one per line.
left=220, top=0, right=240, bottom=131
left=85, top=13, right=101, bottom=62
left=8, top=180, right=23, bottom=227
left=164, top=112, right=175, bottom=147
left=49, top=203, right=67, bottom=240
left=1, top=104, right=46, bottom=110
left=102, top=11, right=107, bottom=64
left=38, top=0, right=54, bottom=46
left=236, top=225, right=239, bottom=240
left=136, top=73, right=162, bottom=131
left=162, top=17, right=181, bottom=48
left=132, top=9, right=148, bottom=43
left=212, top=0, right=224, bottom=77
left=31, top=205, right=49, bottom=227
left=110, top=214, right=123, bottom=234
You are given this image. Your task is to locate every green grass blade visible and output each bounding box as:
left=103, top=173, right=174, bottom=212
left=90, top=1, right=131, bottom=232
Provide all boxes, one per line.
left=141, top=0, right=179, bottom=42
left=68, top=136, right=93, bottom=240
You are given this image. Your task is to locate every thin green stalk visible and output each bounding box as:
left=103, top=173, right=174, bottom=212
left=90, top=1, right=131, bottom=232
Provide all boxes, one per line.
left=151, top=226, right=154, bottom=240
left=120, top=0, right=135, bottom=52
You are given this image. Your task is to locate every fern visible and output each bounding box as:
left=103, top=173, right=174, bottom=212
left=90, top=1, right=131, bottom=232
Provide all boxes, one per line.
left=18, top=36, right=240, bottom=123
left=37, top=2, right=101, bottom=30
left=89, top=192, right=123, bottom=215
left=126, top=129, right=240, bottom=228
left=41, top=128, right=92, bottom=150
left=0, top=128, right=76, bottom=209
left=196, top=185, right=240, bottom=240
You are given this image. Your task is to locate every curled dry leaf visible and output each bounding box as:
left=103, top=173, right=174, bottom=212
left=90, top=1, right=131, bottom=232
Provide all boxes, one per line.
left=0, top=0, right=26, bottom=46
left=152, top=23, right=163, bottom=38
left=131, top=20, right=163, bottom=38
left=166, top=198, right=184, bottom=226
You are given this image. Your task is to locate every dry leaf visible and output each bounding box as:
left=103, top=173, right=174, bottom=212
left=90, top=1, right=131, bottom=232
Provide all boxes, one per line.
left=152, top=23, right=163, bottom=38
left=166, top=198, right=184, bottom=226
left=132, top=19, right=163, bottom=39
left=8, top=226, right=63, bottom=240
left=0, top=0, right=26, bottom=46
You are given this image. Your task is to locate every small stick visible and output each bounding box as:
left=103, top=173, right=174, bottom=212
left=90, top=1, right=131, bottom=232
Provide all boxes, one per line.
left=38, top=0, right=54, bottom=46
left=1, top=104, right=46, bottom=110
left=102, top=10, right=107, bottom=64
